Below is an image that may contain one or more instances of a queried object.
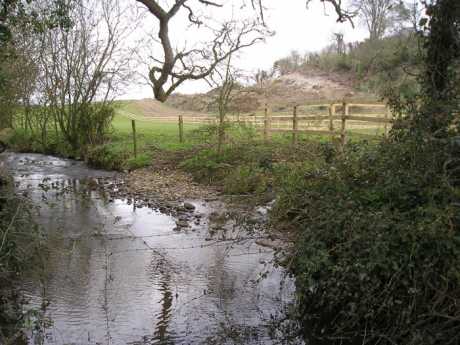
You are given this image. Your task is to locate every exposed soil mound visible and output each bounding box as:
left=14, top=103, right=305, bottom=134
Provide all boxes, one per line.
left=121, top=69, right=376, bottom=117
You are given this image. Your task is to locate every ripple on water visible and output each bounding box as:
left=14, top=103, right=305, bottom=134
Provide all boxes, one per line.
left=0, top=153, right=299, bottom=345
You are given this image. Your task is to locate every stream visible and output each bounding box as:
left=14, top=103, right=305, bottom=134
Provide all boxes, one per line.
left=1, top=153, right=299, bottom=345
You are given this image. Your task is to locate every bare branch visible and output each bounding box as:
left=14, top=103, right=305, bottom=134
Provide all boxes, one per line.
left=137, top=0, right=354, bottom=102
left=307, top=0, right=356, bottom=27
left=198, top=0, right=223, bottom=7
left=137, top=0, right=268, bottom=102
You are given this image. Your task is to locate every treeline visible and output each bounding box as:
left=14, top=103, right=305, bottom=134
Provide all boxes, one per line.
left=274, top=1, right=460, bottom=344
left=0, top=1, right=134, bottom=341
left=0, top=0, right=135, bottom=159
left=251, top=0, right=423, bottom=98
left=269, top=32, right=420, bottom=97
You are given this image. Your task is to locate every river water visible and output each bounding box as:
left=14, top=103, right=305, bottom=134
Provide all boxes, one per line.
left=1, top=153, right=298, bottom=345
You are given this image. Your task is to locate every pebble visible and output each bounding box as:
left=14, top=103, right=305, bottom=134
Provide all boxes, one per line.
left=183, top=202, right=196, bottom=210
left=176, top=220, right=189, bottom=228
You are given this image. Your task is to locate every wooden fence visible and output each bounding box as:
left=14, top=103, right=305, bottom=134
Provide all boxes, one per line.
left=255, top=102, right=392, bottom=147
left=127, top=102, right=393, bottom=147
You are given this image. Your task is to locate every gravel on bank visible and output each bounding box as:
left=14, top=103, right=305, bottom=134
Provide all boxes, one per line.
left=124, top=167, right=218, bottom=201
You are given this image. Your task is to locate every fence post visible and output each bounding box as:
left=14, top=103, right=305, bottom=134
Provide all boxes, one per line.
left=384, top=106, right=391, bottom=137
left=178, top=115, right=184, bottom=143
left=263, top=104, right=271, bottom=141
left=131, top=119, right=137, bottom=158
left=340, top=102, right=348, bottom=150
left=328, top=103, right=335, bottom=132
left=292, top=105, right=298, bottom=145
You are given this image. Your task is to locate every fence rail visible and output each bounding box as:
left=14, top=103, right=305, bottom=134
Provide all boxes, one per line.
left=126, top=102, right=392, bottom=150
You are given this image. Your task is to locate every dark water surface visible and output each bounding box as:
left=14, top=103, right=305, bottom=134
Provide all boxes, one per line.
left=1, top=153, right=298, bottom=345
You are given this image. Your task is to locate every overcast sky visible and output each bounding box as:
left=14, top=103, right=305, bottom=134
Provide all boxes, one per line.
left=122, top=0, right=368, bottom=99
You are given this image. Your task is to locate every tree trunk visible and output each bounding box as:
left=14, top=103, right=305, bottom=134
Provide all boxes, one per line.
left=217, top=110, right=225, bottom=155
left=418, top=0, right=460, bottom=133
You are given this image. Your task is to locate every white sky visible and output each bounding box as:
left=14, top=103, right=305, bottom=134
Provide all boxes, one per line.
left=122, top=0, right=368, bottom=99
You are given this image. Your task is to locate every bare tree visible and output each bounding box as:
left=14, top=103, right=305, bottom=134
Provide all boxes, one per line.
left=254, top=69, right=270, bottom=89
left=352, top=0, right=409, bottom=41
left=406, top=0, right=423, bottom=32
left=333, top=32, right=345, bottom=54
left=211, top=55, right=237, bottom=155
left=205, top=53, right=247, bottom=155
left=135, top=0, right=358, bottom=102
left=0, top=43, right=35, bottom=129
left=136, top=0, right=269, bottom=102
left=308, top=0, right=357, bottom=25
left=36, top=0, right=136, bottom=150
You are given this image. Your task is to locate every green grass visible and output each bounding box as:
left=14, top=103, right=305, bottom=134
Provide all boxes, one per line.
left=94, top=113, right=206, bottom=170
left=88, top=114, right=202, bottom=170
left=7, top=105, right=385, bottom=171
left=111, top=112, right=384, bottom=156
left=110, top=114, right=200, bottom=152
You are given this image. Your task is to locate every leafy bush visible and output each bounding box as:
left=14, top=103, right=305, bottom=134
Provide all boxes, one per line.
left=8, top=129, right=150, bottom=172
left=223, top=165, right=269, bottom=194
left=78, top=104, right=115, bottom=146
left=274, top=135, right=460, bottom=344
left=188, top=122, right=258, bottom=146
left=124, top=153, right=151, bottom=171
left=180, top=148, right=231, bottom=182
left=0, top=175, right=43, bottom=341
left=7, top=128, right=76, bottom=157
left=85, top=144, right=127, bottom=171
left=7, top=129, right=40, bottom=152
left=181, top=141, right=274, bottom=184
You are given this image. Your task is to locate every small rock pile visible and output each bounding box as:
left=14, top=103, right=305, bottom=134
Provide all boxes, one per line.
left=88, top=167, right=219, bottom=230
left=125, top=167, right=217, bottom=201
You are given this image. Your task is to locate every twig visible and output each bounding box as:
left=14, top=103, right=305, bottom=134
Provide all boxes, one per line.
left=0, top=203, right=22, bottom=253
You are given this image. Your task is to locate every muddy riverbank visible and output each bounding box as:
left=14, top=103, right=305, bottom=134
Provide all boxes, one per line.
left=0, top=152, right=301, bottom=345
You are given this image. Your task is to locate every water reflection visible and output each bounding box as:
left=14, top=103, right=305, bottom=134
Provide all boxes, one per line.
left=153, top=263, right=175, bottom=345
left=1, top=153, right=299, bottom=345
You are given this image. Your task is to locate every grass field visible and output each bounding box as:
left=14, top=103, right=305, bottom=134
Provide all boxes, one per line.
left=111, top=110, right=385, bottom=158
left=97, top=115, right=203, bottom=170
left=112, top=112, right=383, bottom=146
left=114, top=99, right=389, bottom=143
left=111, top=115, right=200, bottom=151
left=115, top=99, right=207, bottom=119
left=6, top=100, right=386, bottom=171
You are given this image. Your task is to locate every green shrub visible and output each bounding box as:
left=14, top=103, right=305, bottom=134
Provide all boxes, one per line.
left=180, top=148, right=230, bottom=182
left=8, top=129, right=74, bottom=157
left=124, top=153, right=151, bottom=171
left=188, top=122, right=259, bottom=146
left=7, top=129, right=41, bottom=152
left=85, top=144, right=126, bottom=171
left=0, top=176, right=43, bottom=341
left=223, top=165, right=269, bottom=194
left=274, top=135, right=460, bottom=344
left=78, top=104, right=115, bottom=147
left=180, top=141, right=275, bottom=183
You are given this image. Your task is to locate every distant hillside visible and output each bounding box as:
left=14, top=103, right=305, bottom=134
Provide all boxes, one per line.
left=116, top=99, right=208, bottom=119
left=166, top=68, right=377, bottom=114
left=116, top=68, right=378, bottom=118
